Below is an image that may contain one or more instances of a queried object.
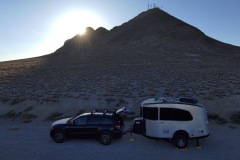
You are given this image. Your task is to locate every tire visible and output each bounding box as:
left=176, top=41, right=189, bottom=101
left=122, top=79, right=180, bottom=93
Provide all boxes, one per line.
left=99, top=132, right=112, bottom=145
left=174, top=135, right=188, bottom=149
left=53, top=130, right=65, bottom=143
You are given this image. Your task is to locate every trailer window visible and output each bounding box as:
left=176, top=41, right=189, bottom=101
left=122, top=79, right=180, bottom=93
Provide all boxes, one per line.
left=143, top=107, right=158, bottom=120
left=160, top=108, right=193, bottom=121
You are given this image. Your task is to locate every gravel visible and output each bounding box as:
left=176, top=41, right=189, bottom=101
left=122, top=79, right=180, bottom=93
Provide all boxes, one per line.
left=0, top=120, right=239, bottom=160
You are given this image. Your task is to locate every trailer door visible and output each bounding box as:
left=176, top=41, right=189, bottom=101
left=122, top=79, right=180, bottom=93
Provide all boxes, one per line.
left=142, top=107, right=160, bottom=138
left=159, top=107, right=172, bottom=138
left=159, top=107, right=194, bottom=138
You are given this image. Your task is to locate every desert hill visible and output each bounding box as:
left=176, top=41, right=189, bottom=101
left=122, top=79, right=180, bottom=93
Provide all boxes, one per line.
left=50, top=8, right=240, bottom=66
left=0, top=8, right=240, bottom=122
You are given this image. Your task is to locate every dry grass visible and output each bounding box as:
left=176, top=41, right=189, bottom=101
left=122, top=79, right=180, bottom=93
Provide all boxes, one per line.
left=208, top=113, right=228, bottom=124
left=0, top=44, right=239, bottom=122
left=45, top=112, right=64, bottom=121
left=1, top=109, right=37, bottom=123
left=75, top=109, right=86, bottom=116
left=21, top=113, right=37, bottom=123
left=230, top=111, right=240, bottom=124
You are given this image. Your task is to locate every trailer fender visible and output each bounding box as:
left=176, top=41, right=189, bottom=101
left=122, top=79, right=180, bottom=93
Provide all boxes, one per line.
left=173, top=130, right=190, bottom=139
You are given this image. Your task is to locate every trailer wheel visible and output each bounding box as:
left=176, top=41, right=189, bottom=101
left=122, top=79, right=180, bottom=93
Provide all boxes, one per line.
left=174, top=135, right=188, bottom=149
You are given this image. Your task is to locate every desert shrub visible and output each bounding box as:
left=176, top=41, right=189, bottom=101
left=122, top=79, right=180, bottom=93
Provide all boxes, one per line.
left=8, top=127, right=19, bottom=131
left=45, top=112, right=63, bottom=121
left=206, top=96, right=214, bottom=100
left=105, top=97, right=115, bottom=104
left=21, top=113, right=37, bottom=123
left=3, top=110, right=21, bottom=119
left=2, top=109, right=37, bottom=122
left=83, top=96, right=90, bottom=100
left=75, top=109, right=86, bottom=116
left=1, top=97, right=10, bottom=103
left=10, top=99, right=25, bottom=105
left=116, top=98, right=126, bottom=107
left=208, top=113, right=228, bottom=124
left=230, top=111, right=240, bottom=124
left=23, top=106, right=33, bottom=112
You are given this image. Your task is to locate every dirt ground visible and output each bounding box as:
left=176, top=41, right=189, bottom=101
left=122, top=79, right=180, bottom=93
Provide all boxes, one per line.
left=0, top=120, right=239, bottom=160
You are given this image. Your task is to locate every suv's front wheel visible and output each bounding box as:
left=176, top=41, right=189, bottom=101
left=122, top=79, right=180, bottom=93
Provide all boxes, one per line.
left=53, top=130, right=65, bottom=143
left=99, top=132, right=112, bottom=145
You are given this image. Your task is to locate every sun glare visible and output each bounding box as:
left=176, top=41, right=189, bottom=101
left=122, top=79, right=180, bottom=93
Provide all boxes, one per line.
left=56, top=11, right=92, bottom=37
left=53, top=10, right=104, bottom=38
left=78, top=27, right=86, bottom=35
left=42, top=10, right=105, bottom=54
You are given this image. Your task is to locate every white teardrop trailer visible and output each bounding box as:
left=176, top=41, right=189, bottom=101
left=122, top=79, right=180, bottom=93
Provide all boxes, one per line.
left=131, top=97, right=210, bottom=149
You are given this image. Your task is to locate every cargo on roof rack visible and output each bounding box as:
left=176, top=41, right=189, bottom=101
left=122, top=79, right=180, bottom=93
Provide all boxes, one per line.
left=179, top=98, right=198, bottom=104
left=91, top=109, right=117, bottom=115
left=91, top=107, right=133, bottom=115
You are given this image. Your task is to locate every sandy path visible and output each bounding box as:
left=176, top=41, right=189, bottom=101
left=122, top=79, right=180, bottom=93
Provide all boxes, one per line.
left=0, top=120, right=239, bottom=160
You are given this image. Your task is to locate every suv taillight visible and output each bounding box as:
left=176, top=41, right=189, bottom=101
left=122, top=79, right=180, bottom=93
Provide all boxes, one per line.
left=114, top=125, right=121, bottom=129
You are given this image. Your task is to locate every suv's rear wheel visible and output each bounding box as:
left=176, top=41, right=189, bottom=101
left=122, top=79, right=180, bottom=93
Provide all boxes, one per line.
left=99, top=132, right=112, bottom=145
left=174, top=135, right=188, bottom=149
left=53, top=130, right=65, bottom=143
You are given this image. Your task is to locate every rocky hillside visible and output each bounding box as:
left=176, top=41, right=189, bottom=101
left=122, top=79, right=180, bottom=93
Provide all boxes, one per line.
left=0, top=8, right=240, bottom=121
left=52, top=8, right=240, bottom=65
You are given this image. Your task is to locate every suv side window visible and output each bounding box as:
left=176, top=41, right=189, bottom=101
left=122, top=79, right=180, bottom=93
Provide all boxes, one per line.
left=101, top=116, right=114, bottom=124
left=87, top=116, right=101, bottom=124
left=73, top=116, right=87, bottom=125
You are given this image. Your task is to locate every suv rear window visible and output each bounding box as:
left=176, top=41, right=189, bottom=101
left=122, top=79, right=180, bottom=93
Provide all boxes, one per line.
left=86, top=115, right=116, bottom=125
left=101, top=116, right=114, bottom=124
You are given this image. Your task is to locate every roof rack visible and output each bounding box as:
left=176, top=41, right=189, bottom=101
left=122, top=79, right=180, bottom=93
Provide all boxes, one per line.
left=91, top=109, right=116, bottom=115
left=91, top=107, right=133, bottom=115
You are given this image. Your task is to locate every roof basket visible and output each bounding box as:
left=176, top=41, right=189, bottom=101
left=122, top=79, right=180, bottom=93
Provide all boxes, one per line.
left=179, top=98, right=198, bottom=104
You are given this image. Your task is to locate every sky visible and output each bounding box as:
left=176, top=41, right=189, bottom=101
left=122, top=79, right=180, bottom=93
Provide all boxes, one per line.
left=0, top=0, right=240, bottom=62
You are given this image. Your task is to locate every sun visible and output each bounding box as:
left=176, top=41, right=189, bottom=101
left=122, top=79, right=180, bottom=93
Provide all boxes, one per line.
left=42, top=10, right=105, bottom=54
left=56, top=11, right=88, bottom=36
left=51, top=10, right=104, bottom=39
left=59, top=11, right=88, bottom=36
left=78, top=27, right=86, bottom=35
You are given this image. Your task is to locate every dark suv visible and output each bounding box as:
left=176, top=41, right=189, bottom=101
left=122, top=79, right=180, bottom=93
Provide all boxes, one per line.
left=50, top=109, right=125, bottom=145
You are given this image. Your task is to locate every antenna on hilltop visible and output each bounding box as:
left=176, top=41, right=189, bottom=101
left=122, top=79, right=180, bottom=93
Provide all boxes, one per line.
left=147, top=2, right=161, bottom=10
